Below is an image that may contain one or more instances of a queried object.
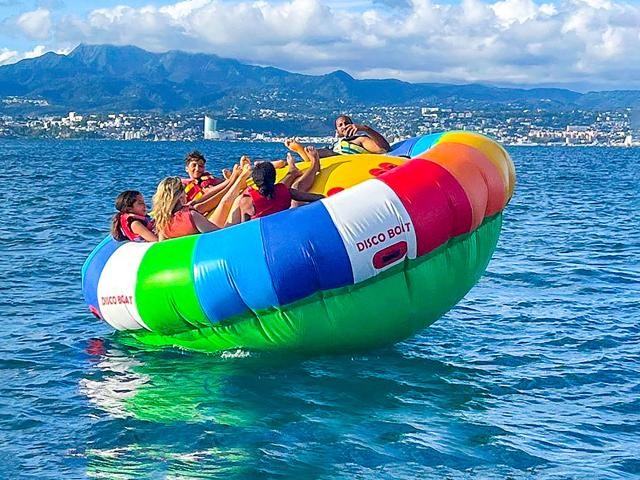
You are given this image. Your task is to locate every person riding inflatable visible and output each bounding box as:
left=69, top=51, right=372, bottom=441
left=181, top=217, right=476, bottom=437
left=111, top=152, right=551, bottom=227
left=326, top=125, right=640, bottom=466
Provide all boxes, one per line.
left=237, top=162, right=324, bottom=221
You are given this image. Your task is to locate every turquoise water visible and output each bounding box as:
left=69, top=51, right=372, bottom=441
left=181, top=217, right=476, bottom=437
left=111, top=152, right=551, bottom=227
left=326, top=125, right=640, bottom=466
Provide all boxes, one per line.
left=0, top=140, right=638, bottom=478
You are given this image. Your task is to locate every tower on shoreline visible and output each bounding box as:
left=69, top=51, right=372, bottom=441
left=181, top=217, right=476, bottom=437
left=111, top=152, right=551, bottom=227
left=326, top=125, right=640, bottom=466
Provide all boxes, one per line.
left=204, top=115, right=217, bottom=139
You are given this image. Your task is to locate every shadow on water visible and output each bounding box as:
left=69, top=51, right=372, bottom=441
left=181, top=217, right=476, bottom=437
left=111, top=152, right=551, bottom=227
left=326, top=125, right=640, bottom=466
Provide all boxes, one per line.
left=77, top=335, right=539, bottom=478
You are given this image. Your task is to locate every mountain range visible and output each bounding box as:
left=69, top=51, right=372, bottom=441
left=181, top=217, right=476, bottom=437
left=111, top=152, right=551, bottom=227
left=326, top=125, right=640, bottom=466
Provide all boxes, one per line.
left=1, top=44, right=639, bottom=114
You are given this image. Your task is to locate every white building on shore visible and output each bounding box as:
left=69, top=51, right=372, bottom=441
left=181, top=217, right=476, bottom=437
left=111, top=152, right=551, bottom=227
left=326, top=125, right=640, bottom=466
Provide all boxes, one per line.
left=204, top=116, right=217, bottom=139
left=204, top=115, right=237, bottom=140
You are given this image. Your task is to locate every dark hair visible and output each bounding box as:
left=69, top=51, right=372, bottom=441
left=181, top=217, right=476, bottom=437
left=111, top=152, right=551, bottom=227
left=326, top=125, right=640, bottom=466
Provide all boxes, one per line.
left=252, top=162, right=276, bottom=199
left=335, top=114, right=352, bottom=126
left=184, top=150, right=206, bottom=166
left=111, top=190, right=141, bottom=241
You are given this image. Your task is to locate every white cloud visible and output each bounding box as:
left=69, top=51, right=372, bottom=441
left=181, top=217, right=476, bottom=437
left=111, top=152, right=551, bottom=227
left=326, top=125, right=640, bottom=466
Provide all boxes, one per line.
left=0, top=48, right=19, bottom=66
left=159, top=0, right=211, bottom=19
left=0, top=44, right=63, bottom=66
left=3, top=0, right=640, bottom=90
left=16, top=8, right=52, bottom=40
left=23, top=44, right=48, bottom=58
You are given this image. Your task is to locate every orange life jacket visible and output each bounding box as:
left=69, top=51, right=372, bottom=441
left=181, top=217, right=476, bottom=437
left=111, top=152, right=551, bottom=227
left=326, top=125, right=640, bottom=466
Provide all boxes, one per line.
left=182, top=173, right=222, bottom=203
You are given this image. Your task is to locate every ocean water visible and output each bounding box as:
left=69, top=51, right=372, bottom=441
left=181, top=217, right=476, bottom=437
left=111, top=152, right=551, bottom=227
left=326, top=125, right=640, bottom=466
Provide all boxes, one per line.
left=0, top=140, right=638, bottom=479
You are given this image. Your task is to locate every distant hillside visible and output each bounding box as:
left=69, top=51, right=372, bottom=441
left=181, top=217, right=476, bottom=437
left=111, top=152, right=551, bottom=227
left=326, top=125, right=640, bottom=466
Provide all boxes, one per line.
left=0, top=44, right=638, bottom=114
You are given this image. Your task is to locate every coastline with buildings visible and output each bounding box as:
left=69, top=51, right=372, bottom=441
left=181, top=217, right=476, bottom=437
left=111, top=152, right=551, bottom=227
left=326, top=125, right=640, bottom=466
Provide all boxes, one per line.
left=0, top=101, right=637, bottom=147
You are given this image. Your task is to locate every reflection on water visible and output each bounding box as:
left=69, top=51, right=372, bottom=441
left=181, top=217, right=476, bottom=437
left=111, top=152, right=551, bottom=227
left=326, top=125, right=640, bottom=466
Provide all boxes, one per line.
left=79, top=337, right=506, bottom=478
left=80, top=337, right=489, bottom=423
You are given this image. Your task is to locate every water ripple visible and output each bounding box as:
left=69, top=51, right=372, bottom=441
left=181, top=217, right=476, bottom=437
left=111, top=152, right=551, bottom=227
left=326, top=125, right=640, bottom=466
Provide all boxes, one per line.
left=0, top=142, right=638, bottom=478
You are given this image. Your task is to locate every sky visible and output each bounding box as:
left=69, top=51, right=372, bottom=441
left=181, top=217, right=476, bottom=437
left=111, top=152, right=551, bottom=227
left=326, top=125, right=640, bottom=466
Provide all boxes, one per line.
left=1, top=0, right=639, bottom=92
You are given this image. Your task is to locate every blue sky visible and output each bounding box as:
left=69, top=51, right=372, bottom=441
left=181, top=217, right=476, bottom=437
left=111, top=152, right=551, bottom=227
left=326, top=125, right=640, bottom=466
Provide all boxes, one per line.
left=2, top=0, right=640, bottom=91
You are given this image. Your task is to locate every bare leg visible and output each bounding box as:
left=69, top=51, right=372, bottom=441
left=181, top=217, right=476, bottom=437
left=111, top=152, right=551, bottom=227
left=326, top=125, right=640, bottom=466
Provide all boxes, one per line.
left=226, top=192, right=244, bottom=226
left=254, top=158, right=286, bottom=168
left=286, top=153, right=300, bottom=174
left=193, top=164, right=242, bottom=215
left=209, top=166, right=252, bottom=228
left=292, top=146, right=320, bottom=191
left=291, top=146, right=321, bottom=207
left=280, top=153, right=302, bottom=188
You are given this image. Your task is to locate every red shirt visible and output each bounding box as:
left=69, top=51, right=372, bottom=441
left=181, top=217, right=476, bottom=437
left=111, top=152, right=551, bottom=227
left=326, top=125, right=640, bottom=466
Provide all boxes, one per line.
left=247, top=184, right=292, bottom=219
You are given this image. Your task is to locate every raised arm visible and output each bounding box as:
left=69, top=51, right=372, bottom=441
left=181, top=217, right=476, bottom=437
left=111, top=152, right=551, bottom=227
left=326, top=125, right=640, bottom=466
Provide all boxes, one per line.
left=352, top=124, right=390, bottom=153
left=190, top=177, right=231, bottom=204
left=191, top=166, right=241, bottom=214
left=208, top=166, right=252, bottom=228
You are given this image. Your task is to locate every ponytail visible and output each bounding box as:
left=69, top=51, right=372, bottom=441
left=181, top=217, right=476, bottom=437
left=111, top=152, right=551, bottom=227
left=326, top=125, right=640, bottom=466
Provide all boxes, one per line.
left=259, top=183, right=275, bottom=199
left=111, top=212, right=126, bottom=241
left=252, top=162, right=277, bottom=199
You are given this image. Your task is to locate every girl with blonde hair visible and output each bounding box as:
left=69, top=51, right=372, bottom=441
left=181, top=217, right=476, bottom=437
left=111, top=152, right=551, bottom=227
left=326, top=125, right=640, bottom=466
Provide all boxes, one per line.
left=153, top=164, right=250, bottom=241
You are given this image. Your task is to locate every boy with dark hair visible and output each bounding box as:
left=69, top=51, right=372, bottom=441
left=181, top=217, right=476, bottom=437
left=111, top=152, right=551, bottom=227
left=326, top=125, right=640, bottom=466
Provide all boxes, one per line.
left=182, top=150, right=226, bottom=204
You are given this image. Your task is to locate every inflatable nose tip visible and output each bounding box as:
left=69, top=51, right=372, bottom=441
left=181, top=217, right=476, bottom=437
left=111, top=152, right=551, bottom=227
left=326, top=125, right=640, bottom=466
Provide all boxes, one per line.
left=88, top=305, right=102, bottom=320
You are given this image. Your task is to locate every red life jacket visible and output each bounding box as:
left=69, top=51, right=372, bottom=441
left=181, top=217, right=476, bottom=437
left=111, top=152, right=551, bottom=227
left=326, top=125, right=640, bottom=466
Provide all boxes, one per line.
left=247, top=183, right=292, bottom=219
left=183, top=173, right=222, bottom=203
left=119, top=213, right=155, bottom=242
left=162, top=207, right=199, bottom=239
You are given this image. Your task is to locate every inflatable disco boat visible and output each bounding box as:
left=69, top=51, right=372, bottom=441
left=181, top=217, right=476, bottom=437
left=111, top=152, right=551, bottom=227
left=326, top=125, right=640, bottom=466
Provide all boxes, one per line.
left=81, top=131, right=515, bottom=353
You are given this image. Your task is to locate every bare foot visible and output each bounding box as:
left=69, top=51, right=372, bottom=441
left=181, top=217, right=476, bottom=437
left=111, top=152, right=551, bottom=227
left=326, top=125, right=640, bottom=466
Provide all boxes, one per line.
left=240, top=155, right=251, bottom=169
left=222, top=168, right=232, bottom=180
left=284, top=138, right=305, bottom=154
left=305, top=145, right=321, bottom=175
left=271, top=160, right=286, bottom=169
